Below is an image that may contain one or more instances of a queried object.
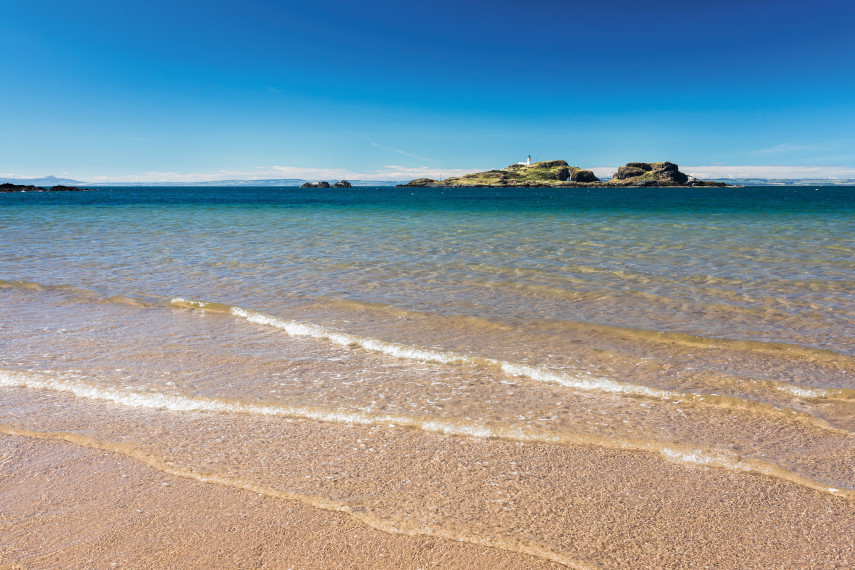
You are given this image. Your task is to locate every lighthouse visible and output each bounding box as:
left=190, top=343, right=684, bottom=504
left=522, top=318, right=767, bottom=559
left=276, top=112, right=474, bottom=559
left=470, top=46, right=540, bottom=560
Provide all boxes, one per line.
left=526, top=154, right=531, bottom=166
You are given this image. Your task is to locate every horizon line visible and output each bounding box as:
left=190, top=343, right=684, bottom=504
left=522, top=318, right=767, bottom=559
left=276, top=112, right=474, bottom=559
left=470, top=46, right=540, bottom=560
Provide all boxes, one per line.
left=4, top=164, right=855, bottom=185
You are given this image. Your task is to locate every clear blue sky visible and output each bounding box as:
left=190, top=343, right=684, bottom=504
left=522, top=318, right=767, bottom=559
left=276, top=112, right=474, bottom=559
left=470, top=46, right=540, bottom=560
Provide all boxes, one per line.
left=2, top=0, right=854, bottom=181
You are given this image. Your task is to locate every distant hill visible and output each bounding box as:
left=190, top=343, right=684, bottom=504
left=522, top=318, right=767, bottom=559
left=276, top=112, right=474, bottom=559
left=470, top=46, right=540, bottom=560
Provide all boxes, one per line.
left=709, top=178, right=855, bottom=186
left=82, top=179, right=408, bottom=187
left=0, top=176, right=409, bottom=187
left=0, top=175, right=85, bottom=186
left=83, top=179, right=307, bottom=187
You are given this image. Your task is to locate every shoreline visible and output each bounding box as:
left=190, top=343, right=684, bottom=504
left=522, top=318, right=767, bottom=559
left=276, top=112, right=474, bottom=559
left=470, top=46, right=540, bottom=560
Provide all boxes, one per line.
left=2, top=386, right=855, bottom=568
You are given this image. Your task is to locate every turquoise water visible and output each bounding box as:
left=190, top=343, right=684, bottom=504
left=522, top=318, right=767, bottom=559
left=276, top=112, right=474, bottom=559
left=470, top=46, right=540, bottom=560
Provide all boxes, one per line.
left=1, top=186, right=854, bottom=560
left=2, top=186, right=853, bottom=351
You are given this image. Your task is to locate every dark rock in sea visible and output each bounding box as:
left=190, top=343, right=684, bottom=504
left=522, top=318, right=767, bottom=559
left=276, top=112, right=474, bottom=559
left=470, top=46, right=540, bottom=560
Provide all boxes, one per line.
left=609, top=162, right=704, bottom=187
left=614, top=165, right=648, bottom=180
left=625, top=162, right=653, bottom=171
left=1, top=183, right=39, bottom=192
left=300, top=181, right=332, bottom=188
left=399, top=178, right=439, bottom=187
left=299, top=182, right=314, bottom=188
left=332, top=180, right=352, bottom=188
left=571, top=169, right=600, bottom=183
left=1, top=183, right=91, bottom=193
left=317, top=181, right=331, bottom=188
left=49, top=185, right=85, bottom=191
left=656, top=161, right=689, bottom=185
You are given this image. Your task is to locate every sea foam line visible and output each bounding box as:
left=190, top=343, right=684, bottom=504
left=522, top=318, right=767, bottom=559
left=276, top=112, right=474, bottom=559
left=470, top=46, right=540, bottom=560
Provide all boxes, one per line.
left=170, top=297, right=696, bottom=399
left=1, top=367, right=852, bottom=501
left=170, top=298, right=852, bottom=432
left=0, top=369, right=493, bottom=439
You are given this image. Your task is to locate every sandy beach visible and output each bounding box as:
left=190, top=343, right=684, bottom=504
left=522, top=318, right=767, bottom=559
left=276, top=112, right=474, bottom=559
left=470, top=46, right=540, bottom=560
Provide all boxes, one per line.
left=2, top=402, right=854, bottom=568
left=0, top=433, right=565, bottom=569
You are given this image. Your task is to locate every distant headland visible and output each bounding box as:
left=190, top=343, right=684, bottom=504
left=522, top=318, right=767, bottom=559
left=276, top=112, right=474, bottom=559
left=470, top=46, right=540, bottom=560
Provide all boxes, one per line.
left=399, top=159, right=730, bottom=188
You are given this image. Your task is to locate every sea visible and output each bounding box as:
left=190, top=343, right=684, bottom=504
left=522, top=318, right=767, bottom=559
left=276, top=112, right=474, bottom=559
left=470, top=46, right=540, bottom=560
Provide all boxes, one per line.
left=1, top=185, right=854, bottom=565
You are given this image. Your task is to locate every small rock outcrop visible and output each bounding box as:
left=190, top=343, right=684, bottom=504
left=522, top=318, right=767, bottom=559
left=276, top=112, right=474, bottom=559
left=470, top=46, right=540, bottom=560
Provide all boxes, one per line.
left=0, top=183, right=91, bottom=193
left=300, top=181, right=333, bottom=188
left=607, top=162, right=725, bottom=187
left=332, top=180, right=352, bottom=188
left=401, top=178, right=439, bottom=187
left=571, top=170, right=600, bottom=183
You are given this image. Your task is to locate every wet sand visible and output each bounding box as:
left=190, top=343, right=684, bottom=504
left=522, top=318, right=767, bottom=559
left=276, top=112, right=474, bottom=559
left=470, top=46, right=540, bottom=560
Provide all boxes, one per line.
left=0, top=433, right=559, bottom=569
left=2, top=410, right=854, bottom=568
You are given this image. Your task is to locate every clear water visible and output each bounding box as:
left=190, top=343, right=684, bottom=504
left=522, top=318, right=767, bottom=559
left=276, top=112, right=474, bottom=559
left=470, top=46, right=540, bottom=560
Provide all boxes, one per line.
left=2, top=185, right=854, bottom=562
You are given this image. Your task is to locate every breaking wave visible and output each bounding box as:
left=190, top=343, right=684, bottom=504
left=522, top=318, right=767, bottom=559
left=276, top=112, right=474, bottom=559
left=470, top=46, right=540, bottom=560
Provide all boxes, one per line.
left=1, top=367, right=852, bottom=501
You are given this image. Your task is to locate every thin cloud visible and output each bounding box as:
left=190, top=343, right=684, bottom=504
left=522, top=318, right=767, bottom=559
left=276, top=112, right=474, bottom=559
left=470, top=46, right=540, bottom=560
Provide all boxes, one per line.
left=683, top=165, right=855, bottom=179
left=79, top=165, right=482, bottom=183
left=272, top=164, right=478, bottom=181
left=0, top=172, right=39, bottom=178
left=589, top=166, right=620, bottom=179
left=370, top=141, right=437, bottom=163
left=750, top=143, right=836, bottom=155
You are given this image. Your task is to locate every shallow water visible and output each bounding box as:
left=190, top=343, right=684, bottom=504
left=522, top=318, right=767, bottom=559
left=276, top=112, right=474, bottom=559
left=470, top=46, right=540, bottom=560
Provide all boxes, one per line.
left=2, top=186, right=854, bottom=564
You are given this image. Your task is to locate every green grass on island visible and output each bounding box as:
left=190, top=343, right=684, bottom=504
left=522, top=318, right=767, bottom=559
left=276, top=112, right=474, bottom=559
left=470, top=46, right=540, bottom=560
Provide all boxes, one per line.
left=400, top=160, right=729, bottom=188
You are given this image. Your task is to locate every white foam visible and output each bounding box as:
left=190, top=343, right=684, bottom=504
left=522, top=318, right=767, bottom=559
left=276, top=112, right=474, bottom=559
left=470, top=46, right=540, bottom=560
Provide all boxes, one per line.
left=659, top=447, right=750, bottom=471
left=3, top=368, right=852, bottom=500
left=170, top=297, right=209, bottom=308
left=495, top=361, right=678, bottom=400
left=229, top=306, right=476, bottom=365
left=223, top=304, right=688, bottom=401
left=0, top=369, right=498, bottom=440
left=171, top=300, right=851, bottom=428
left=773, top=383, right=831, bottom=399
left=658, top=445, right=853, bottom=499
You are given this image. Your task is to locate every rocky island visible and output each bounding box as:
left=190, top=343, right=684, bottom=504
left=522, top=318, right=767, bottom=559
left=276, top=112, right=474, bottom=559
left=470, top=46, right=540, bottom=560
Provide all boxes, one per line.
left=1, top=183, right=93, bottom=193
left=300, top=180, right=352, bottom=188
left=399, top=160, right=729, bottom=188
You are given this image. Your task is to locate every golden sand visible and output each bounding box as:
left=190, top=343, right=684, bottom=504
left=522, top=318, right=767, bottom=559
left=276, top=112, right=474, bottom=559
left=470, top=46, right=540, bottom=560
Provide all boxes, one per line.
left=0, top=434, right=560, bottom=569
left=2, top=415, right=854, bottom=568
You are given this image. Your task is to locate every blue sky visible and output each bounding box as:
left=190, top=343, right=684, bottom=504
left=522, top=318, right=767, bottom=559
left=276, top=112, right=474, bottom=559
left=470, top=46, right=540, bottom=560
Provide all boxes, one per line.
left=2, top=0, right=854, bottom=181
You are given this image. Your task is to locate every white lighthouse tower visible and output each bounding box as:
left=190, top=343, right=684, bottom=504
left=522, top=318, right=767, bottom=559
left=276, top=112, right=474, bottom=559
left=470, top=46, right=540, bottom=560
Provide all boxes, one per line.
left=526, top=154, right=531, bottom=166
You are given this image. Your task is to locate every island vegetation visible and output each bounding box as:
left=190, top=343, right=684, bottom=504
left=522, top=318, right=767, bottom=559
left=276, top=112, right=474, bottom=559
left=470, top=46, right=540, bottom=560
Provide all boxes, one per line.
left=399, top=160, right=729, bottom=188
